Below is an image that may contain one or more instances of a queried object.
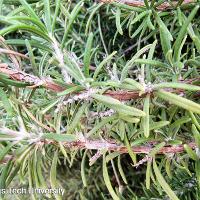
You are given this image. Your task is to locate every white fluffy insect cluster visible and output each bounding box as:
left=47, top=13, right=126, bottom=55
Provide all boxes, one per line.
left=133, top=155, right=152, bottom=168
left=56, top=88, right=98, bottom=112
left=90, top=109, right=115, bottom=118
left=64, top=88, right=98, bottom=103
left=144, top=82, right=154, bottom=93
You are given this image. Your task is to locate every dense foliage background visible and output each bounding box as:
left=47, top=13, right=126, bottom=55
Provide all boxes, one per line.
left=0, top=0, right=200, bottom=199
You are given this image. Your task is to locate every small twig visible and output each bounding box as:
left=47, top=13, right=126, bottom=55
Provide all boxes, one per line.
left=0, top=127, right=196, bottom=163
left=0, top=65, right=199, bottom=100
left=0, top=66, right=65, bottom=92
left=0, top=48, right=29, bottom=59
left=62, top=139, right=196, bottom=154
left=0, top=139, right=196, bottom=165
left=104, top=88, right=186, bottom=100
left=98, top=0, right=196, bottom=10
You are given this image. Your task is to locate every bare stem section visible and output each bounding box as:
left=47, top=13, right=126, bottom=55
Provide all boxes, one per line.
left=0, top=138, right=195, bottom=164
left=62, top=139, right=196, bottom=154
left=98, top=0, right=196, bottom=10
left=0, top=65, right=199, bottom=100
left=0, top=65, right=65, bottom=92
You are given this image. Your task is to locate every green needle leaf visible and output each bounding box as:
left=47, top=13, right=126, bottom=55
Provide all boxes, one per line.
left=143, top=95, right=150, bottom=138
left=61, top=1, right=84, bottom=48
left=93, top=51, right=117, bottom=79
left=43, top=0, right=51, bottom=33
left=0, top=88, right=13, bottom=116
left=92, top=94, right=146, bottom=117
left=173, top=5, right=199, bottom=62
left=146, top=160, right=151, bottom=189
left=153, top=159, right=180, bottom=200
left=50, top=151, right=62, bottom=200
left=67, top=103, right=87, bottom=134
left=154, top=82, right=200, bottom=91
left=25, top=39, right=38, bottom=76
left=19, top=0, right=41, bottom=22
left=116, top=7, right=123, bottom=35
left=84, top=32, right=94, bottom=77
left=156, top=90, right=200, bottom=114
left=131, top=10, right=150, bottom=25
left=123, top=78, right=144, bottom=91
left=81, top=150, right=88, bottom=187
left=42, top=133, right=77, bottom=142
left=103, top=154, right=120, bottom=200
left=125, top=134, right=136, bottom=165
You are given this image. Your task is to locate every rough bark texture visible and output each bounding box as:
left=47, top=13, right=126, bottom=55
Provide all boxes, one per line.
left=98, top=0, right=196, bottom=10
left=0, top=65, right=199, bottom=100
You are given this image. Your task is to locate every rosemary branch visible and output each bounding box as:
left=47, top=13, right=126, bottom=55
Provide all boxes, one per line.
left=0, top=65, right=199, bottom=100
left=98, top=0, right=196, bottom=10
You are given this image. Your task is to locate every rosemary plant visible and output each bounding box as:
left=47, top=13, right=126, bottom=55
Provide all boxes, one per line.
left=0, top=0, right=199, bottom=199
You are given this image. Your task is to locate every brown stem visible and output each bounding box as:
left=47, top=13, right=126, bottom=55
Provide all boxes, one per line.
left=0, top=48, right=29, bottom=59
left=0, top=66, right=65, bottom=92
left=98, top=0, right=196, bottom=10
left=0, top=65, right=199, bottom=101
left=0, top=140, right=195, bottom=165
left=61, top=139, right=196, bottom=154
left=104, top=88, right=186, bottom=100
